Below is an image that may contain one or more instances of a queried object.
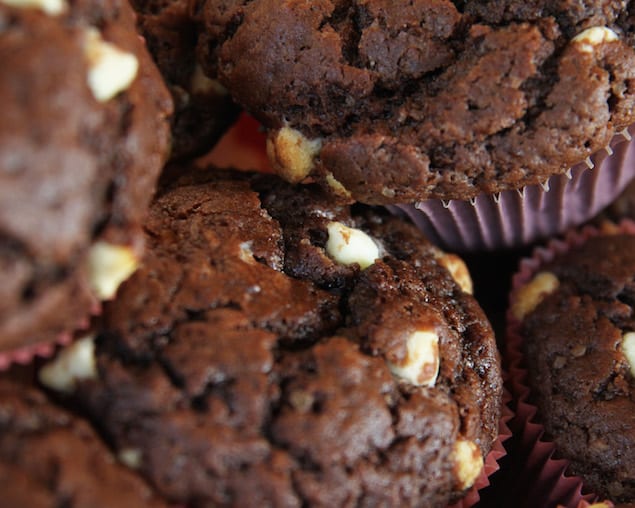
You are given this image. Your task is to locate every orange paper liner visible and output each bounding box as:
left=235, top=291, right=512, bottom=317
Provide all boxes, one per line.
left=506, top=219, right=635, bottom=508
left=200, top=112, right=272, bottom=173
left=449, top=385, right=514, bottom=508
left=0, top=299, right=101, bottom=371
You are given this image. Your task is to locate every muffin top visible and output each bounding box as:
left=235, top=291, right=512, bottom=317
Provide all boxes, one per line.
left=0, top=0, right=172, bottom=352
left=41, top=167, right=502, bottom=507
left=192, top=0, right=635, bottom=203
left=512, top=231, right=635, bottom=502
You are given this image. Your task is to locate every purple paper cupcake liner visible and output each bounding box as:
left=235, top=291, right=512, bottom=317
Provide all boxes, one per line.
left=396, top=127, right=635, bottom=252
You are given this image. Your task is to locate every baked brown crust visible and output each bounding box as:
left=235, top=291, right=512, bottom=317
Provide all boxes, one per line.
left=0, top=377, right=166, bottom=507
left=130, top=0, right=240, bottom=159
left=65, top=167, right=502, bottom=507
left=192, top=0, right=635, bottom=203
left=519, top=234, right=635, bottom=502
left=0, top=0, right=172, bottom=352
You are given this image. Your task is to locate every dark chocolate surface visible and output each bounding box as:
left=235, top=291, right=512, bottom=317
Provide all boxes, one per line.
left=0, top=0, right=172, bottom=352
left=520, top=234, right=635, bottom=502
left=130, top=0, right=240, bottom=159
left=70, top=168, right=502, bottom=507
left=0, top=376, right=166, bottom=507
left=192, top=1, right=635, bottom=203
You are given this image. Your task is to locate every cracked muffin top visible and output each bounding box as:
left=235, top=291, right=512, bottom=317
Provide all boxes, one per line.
left=511, top=230, right=635, bottom=503
left=40, top=166, right=502, bottom=507
left=191, top=0, right=635, bottom=203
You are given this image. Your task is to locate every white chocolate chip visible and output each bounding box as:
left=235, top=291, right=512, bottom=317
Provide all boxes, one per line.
left=572, top=26, right=619, bottom=53
left=266, top=126, right=322, bottom=183
left=190, top=65, right=227, bottom=95
left=511, top=271, right=559, bottom=321
left=83, top=28, right=139, bottom=102
left=325, top=172, right=352, bottom=199
left=381, top=187, right=396, bottom=199
left=38, top=336, right=97, bottom=393
left=571, top=344, right=586, bottom=357
left=436, top=252, right=473, bottom=294
left=553, top=355, right=567, bottom=369
left=621, top=332, right=635, bottom=377
left=239, top=241, right=254, bottom=263
left=118, top=448, right=142, bottom=469
left=87, top=241, right=139, bottom=300
left=388, top=330, right=440, bottom=386
left=451, top=439, right=483, bottom=490
left=0, top=0, right=65, bottom=14
left=325, top=221, right=379, bottom=269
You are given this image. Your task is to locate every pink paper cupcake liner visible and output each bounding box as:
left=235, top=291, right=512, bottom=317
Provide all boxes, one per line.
left=0, top=298, right=101, bottom=371
left=506, top=220, right=635, bottom=507
left=397, top=128, right=635, bottom=252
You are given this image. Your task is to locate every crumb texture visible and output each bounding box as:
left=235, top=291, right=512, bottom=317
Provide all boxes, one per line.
left=193, top=0, right=635, bottom=202
left=68, top=168, right=502, bottom=507
left=520, top=234, right=635, bottom=502
left=0, top=0, right=172, bottom=352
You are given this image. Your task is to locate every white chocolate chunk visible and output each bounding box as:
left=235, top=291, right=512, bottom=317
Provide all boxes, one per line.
left=388, top=330, right=440, bottom=386
left=83, top=28, right=139, bottom=102
left=437, top=252, right=473, bottom=294
left=239, top=241, right=254, bottom=263
left=118, top=448, right=142, bottom=469
left=266, top=126, right=322, bottom=183
left=381, top=187, right=396, bottom=198
left=325, top=221, right=379, bottom=269
left=572, top=26, right=619, bottom=53
left=325, top=172, right=352, bottom=199
left=0, top=0, right=65, bottom=15
left=39, top=336, right=97, bottom=393
left=511, top=271, right=559, bottom=321
left=621, top=332, right=635, bottom=377
left=452, top=439, right=483, bottom=490
left=87, top=241, right=139, bottom=300
left=190, top=65, right=227, bottom=95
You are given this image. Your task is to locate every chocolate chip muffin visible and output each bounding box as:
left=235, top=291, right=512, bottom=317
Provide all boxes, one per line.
left=0, top=0, right=172, bottom=355
left=0, top=374, right=166, bottom=507
left=130, top=0, right=240, bottom=160
left=191, top=1, right=635, bottom=204
left=510, top=230, right=635, bottom=503
left=40, top=167, right=502, bottom=507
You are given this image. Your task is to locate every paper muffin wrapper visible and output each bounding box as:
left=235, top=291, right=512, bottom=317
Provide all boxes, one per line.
left=0, top=297, right=101, bottom=371
left=200, top=112, right=272, bottom=173
left=448, top=385, right=514, bottom=508
left=396, top=127, right=635, bottom=252
left=505, top=219, right=635, bottom=507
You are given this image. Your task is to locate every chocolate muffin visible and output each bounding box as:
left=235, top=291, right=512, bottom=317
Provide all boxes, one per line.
left=130, top=0, right=240, bottom=160
left=191, top=1, right=635, bottom=204
left=0, top=373, right=166, bottom=507
left=40, top=167, right=502, bottom=507
left=0, top=0, right=172, bottom=355
left=510, top=230, right=635, bottom=503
